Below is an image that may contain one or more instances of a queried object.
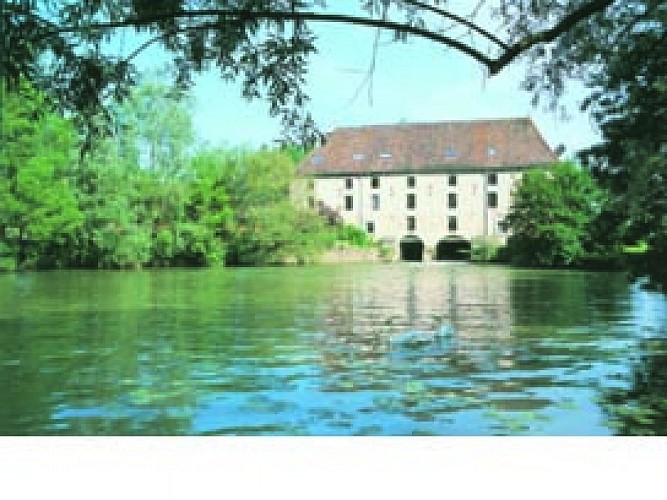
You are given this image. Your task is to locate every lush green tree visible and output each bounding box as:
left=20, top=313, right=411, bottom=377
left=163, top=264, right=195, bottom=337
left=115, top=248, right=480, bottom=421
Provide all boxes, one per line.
left=71, top=79, right=216, bottom=269
left=73, top=140, right=153, bottom=269
left=505, top=161, right=607, bottom=267
left=0, top=75, right=359, bottom=271
left=0, top=82, right=83, bottom=270
left=494, top=1, right=666, bottom=284
left=580, top=4, right=666, bottom=287
left=202, top=147, right=330, bottom=265
left=2, top=1, right=623, bottom=146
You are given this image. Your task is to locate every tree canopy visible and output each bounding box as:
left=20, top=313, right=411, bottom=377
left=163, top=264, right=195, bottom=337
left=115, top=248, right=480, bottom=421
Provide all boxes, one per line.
left=1, top=0, right=633, bottom=145
left=505, top=161, right=606, bottom=268
left=0, top=80, right=347, bottom=270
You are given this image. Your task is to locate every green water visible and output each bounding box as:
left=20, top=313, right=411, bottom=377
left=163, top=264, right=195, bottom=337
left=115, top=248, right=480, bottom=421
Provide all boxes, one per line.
left=1, top=263, right=666, bottom=435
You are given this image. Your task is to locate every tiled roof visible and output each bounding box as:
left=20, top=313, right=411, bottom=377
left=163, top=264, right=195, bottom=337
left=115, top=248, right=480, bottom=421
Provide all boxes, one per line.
left=299, top=118, right=558, bottom=176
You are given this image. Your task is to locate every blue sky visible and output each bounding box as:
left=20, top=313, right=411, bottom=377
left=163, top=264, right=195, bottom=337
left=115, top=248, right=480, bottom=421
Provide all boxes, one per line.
left=134, top=21, right=601, bottom=156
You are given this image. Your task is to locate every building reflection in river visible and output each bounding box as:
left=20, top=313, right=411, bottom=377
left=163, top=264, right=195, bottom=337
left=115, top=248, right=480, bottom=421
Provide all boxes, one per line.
left=317, top=263, right=514, bottom=372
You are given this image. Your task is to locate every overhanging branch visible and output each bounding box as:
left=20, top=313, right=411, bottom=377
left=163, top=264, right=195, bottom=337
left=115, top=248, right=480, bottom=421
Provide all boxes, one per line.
left=19, top=2, right=621, bottom=79
left=40, top=9, right=496, bottom=70
left=490, top=0, right=617, bottom=74
left=401, top=0, right=508, bottom=49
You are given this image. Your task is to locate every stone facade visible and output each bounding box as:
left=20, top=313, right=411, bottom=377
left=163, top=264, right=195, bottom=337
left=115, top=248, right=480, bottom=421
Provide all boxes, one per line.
left=297, top=118, right=557, bottom=261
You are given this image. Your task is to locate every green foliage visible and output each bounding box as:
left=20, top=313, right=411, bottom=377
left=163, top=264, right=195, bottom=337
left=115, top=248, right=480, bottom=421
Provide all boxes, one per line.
left=213, top=148, right=331, bottom=266
left=506, top=161, right=607, bottom=267
left=0, top=79, right=333, bottom=271
left=470, top=237, right=504, bottom=263
left=334, top=224, right=375, bottom=249
left=0, top=82, right=83, bottom=269
left=508, top=0, right=667, bottom=285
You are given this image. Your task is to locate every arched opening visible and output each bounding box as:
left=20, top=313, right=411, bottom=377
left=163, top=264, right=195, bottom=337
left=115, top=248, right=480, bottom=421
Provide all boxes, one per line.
left=400, top=236, right=424, bottom=262
left=435, top=238, right=471, bottom=261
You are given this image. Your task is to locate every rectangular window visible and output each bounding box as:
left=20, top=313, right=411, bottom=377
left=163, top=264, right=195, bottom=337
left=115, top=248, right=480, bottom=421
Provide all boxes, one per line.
left=407, top=175, right=415, bottom=188
left=371, top=176, right=380, bottom=189
left=366, top=221, right=375, bottom=234
left=345, top=195, right=353, bottom=211
left=487, top=191, right=498, bottom=209
left=498, top=220, right=509, bottom=234
left=345, top=178, right=353, bottom=189
left=407, top=193, right=416, bottom=210
left=372, top=193, right=380, bottom=211
left=448, top=175, right=457, bottom=187
left=448, top=193, right=457, bottom=209
left=448, top=216, right=457, bottom=232
left=407, top=216, right=416, bottom=232
left=308, top=196, right=315, bottom=209
left=488, top=173, right=498, bottom=186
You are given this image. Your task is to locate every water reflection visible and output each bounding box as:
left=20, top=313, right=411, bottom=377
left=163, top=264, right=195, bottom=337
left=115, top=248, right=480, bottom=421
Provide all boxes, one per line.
left=0, top=265, right=666, bottom=435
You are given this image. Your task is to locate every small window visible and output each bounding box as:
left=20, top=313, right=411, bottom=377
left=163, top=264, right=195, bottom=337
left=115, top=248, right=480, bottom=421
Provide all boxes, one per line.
left=407, top=216, right=416, bottom=232
left=308, top=196, right=315, bottom=209
left=307, top=179, right=315, bottom=189
left=448, top=193, right=457, bottom=209
left=353, top=153, right=365, bottom=161
left=448, top=175, right=457, bottom=187
left=407, top=176, right=415, bottom=188
left=444, top=147, right=457, bottom=159
left=498, top=220, right=509, bottom=234
left=448, top=216, right=457, bottom=232
left=371, top=176, right=380, bottom=189
left=366, top=221, right=375, bottom=234
left=487, top=192, right=498, bottom=209
left=488, top=146, right=497, bottom=157
left=488, top=173, right=498, bottom=186
left=379, top=152, right=392, bottom=159
left=345, top=195, right=353, bottom=211
left=345, top=178, right=353, bottom=189
left=372, top=193, right=380, bottom=211
left=310, top=155, right=324, bottom=166
left=407, top=193, right=416, bottom=210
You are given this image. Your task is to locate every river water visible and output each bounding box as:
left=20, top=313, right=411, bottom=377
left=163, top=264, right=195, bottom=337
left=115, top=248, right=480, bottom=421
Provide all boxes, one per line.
left=1, top=263, right=666, bottom=435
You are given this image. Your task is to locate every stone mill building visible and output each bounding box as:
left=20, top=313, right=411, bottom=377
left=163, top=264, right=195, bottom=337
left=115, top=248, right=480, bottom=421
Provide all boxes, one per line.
left=297, top=118, right=558, bottom=261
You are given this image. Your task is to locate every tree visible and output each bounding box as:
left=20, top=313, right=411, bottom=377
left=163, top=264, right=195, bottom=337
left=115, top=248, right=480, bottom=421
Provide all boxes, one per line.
left=72, top=138, right=153, bottom=269
left=0, top=82, right=83, bottom=270
left=505, top=161, right=606, bottom=267
left=580, top=3, right=667, bottom=288
left=208, top=147, right=330, bottom=265
left=1, top=1, right=623, bottom=147
left=495, top=0, right=666, bottom=286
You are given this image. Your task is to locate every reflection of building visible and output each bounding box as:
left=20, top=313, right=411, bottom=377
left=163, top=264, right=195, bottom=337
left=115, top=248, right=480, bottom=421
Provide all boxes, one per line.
left=297, top=119, right=557, bottom=261
left=319, top=265, right=514, bottom=366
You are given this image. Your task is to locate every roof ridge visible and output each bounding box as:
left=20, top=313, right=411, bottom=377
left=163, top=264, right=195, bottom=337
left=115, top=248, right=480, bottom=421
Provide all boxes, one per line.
left=331, top=117, right=533, bottom=133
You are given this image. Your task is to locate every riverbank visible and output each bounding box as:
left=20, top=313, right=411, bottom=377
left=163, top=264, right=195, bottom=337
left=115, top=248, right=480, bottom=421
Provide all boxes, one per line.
left=316, top=246, right=385, bottom=264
